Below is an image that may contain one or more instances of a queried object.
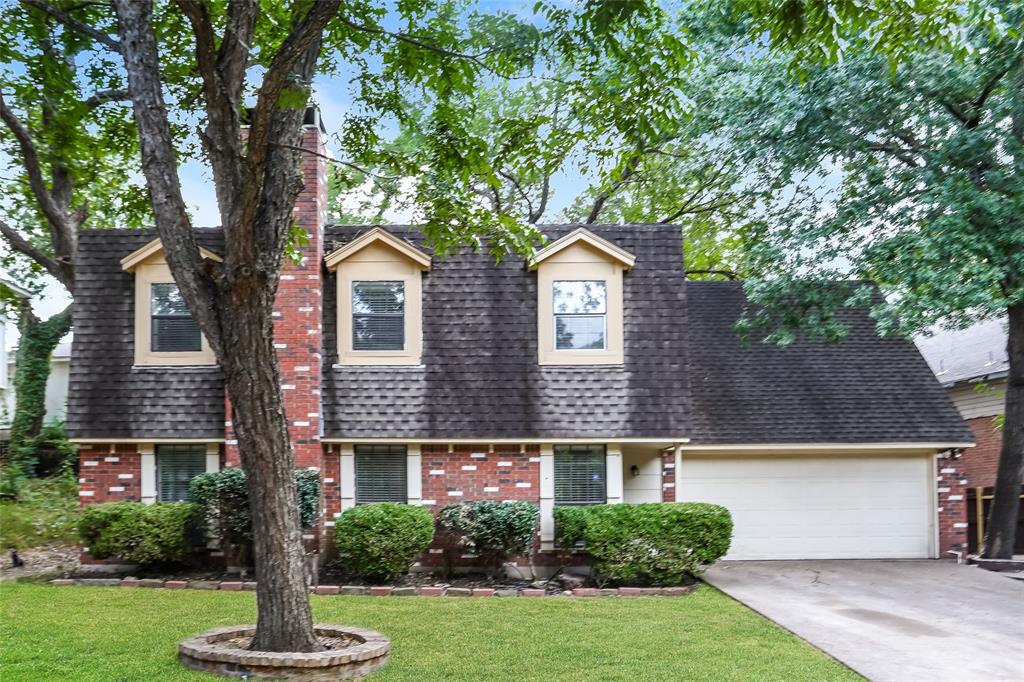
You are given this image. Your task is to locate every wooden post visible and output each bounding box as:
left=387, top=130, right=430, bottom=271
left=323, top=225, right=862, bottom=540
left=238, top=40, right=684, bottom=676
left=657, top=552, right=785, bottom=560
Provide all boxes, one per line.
left=975, top=486, right=985, bottom=550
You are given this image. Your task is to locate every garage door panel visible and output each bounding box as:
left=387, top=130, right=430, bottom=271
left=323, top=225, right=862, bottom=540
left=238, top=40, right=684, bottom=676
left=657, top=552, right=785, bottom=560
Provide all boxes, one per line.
left=679, top=455, right=932, bottom=560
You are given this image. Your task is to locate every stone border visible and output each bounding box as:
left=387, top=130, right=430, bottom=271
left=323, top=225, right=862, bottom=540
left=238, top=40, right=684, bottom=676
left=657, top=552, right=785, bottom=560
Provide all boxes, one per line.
left=179, top=624, right=389, bottom=680
left=51, top=578, right=694, bottom=597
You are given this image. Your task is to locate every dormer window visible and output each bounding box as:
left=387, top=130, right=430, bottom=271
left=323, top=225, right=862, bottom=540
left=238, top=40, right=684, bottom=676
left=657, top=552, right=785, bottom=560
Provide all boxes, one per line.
left=352, top=280, right=405, bottom=351
left=529, top=228, right=635, bottom=366
left=325, top=228, right=431, bottom=366
left=553, top=280, right=607, bottom=350
left=151, top=283, right=202, bottom=352
left=120, top=238, right=219, bottom=366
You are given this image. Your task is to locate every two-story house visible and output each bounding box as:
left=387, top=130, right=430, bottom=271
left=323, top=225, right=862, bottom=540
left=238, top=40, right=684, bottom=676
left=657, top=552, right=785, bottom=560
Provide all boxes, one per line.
left=66, top=115, right=974, bottom=565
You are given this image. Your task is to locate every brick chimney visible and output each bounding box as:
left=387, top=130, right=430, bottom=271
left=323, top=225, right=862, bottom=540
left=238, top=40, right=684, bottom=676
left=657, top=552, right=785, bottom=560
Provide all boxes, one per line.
left=226, top=108, right=327, bottom=470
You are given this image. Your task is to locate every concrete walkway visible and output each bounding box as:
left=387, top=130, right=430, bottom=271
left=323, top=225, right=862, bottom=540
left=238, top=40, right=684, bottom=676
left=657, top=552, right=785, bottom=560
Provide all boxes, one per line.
left=704, top=560, right=1024, bottom=682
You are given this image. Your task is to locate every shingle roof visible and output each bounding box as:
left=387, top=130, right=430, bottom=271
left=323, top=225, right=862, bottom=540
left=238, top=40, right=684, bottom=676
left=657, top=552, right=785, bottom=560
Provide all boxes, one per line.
left=66, top=224, right=970, bottom=445
left=321, top=224, right=696, bottom=439
left=915, top=318, right=1009, bottom=386
left=685, top=282, right=974, bottom=444
left=66, top=230, right=225, bottom=440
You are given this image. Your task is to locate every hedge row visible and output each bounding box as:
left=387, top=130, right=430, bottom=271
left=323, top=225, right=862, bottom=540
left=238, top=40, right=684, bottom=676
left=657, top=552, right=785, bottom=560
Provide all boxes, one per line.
left=554, top=502, right=732, bottom=585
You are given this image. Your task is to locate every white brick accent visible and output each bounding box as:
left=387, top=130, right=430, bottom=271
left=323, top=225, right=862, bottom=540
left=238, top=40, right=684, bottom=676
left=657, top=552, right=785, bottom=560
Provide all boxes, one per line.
left=447, top=490, right=463, bottom=496
left=79, top=491, right=94, bottom=497
left=281, top=384, right=295, bottom=390
left=662, top=482, right=675, bottom=488
left=429, top=469, right=445, bottom=475
left=420, top=499, right=436, bottom=505
left=497, top=461, right=513, bottom=467
left=529, top=456, right=541, bottom=462
left=954, top=523, right=968, bottom=528
left=428, top=548, right=444, bottom=554
left=515, top=482, right=531, bottom=488
left=274, top=343, right=287, bottom=349
left=941, top=468, right=956, bottom=474
left=118, top=474, right=133, bottom=479
left=292, top=421, right=310, bottom=427
left=104, top=457, right=120, bottom=463
left=324, top=521, right=335, bottom=528
left=323, top=477, right=335, bottom=484
left=937, top=487, right=950, bottom=493
left=108, top=486, right=125, bottom=493
left=83, top=461, right=98, bottom=467
left=948, top=494, right=963, bottom=501
left=296, top=366, right=311, bottom=372
left=483, top=486, right=499, bottom=492
left=461, top=465, right=477, bottom=471
left=298, top=307, right=314, bottom=312
left=471, top=453, right=486, bottom=458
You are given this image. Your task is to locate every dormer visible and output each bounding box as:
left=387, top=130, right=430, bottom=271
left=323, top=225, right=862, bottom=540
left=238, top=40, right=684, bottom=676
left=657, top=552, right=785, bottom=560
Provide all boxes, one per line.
left=325, top=228, right=431, bottom=366
left=121, top=238, right=220, bottom=366
left=529, top=228, right=635, bottom=366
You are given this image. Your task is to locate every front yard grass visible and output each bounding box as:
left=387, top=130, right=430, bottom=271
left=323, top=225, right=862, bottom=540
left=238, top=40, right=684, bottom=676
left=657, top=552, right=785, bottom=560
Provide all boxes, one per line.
left=0, top=582, right=860, bottom=681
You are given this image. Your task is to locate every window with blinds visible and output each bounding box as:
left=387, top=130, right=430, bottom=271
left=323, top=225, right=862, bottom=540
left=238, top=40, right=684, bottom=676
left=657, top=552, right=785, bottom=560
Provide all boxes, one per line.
left=554, top=444, right=606, bottom=505
left=157, top=444, right=207, bottom=502
left=553, top=280, right=607, bottom=350
left=355, top=444, right=407, bottom=503
left=151, top=283, right=202, bottom=352
left=352, top=281, right=405, bottom=351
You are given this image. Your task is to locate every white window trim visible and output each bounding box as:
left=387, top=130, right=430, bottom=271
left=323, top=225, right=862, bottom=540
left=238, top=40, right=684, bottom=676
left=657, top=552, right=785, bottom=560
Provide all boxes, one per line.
left=122, top=240, right=218, bottom=367
left=141, top=442, right=219, bottom=505
left=536, top=252, right=626, bottom=365
left=552, top=279, right=609, bottom=351
left=326, top=232, right=430, bottom=366
left=338, top=443, right=422, bottom=510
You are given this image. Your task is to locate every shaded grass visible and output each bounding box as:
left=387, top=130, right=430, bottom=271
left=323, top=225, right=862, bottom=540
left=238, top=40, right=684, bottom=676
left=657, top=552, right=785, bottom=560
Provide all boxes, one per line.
left=0, top=582, right=861, bottom=681
left=0, top=477, right=79, bottom=550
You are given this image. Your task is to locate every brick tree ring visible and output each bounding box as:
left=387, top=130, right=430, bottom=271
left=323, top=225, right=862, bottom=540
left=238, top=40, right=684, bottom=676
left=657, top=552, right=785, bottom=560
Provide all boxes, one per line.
left=178, top=625, right=390, bottom=680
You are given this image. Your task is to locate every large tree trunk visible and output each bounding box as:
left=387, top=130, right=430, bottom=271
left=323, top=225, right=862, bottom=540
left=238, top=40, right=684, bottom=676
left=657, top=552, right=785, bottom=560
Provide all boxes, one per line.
left=982, top=302, right=1024, bottom=558
left=218, top=281, right=319, bottom=653
left=7, top=304, right=72, bottom=475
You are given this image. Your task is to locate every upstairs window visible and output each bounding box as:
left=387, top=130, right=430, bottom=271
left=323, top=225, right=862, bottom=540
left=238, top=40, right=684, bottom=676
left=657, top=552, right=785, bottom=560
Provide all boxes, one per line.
left=554, top=444, right=606, bottom=505
left=157, top=444, right=207, bottom=502
left=352, top=281, right=405, bottom=351
left=151, top=283, right=202, bottom=353
left=553, top=280, right=607, bottom=350
left=355, top=444, right=407, bottom=503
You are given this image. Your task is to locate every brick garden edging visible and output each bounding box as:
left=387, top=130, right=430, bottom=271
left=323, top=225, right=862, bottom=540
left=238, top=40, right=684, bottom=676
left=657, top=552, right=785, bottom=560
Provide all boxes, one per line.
left=51, top=578, right=695, bottom=597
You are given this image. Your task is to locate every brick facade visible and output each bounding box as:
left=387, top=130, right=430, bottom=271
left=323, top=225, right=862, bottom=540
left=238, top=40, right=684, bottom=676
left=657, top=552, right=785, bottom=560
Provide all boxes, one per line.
left=78, top=444, right=142, bottom=504
left=420, top=444, right=540, bottom=507
left=225, top=122, right=327, bottom=471
left=936, top=451, right=969, bottom=558
left=660, top=451, right=676, bottom=502
left=962, top=415, right=1004, bottom=488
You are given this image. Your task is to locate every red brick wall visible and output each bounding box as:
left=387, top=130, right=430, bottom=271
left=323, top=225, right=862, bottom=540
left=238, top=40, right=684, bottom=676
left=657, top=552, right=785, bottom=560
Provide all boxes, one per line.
left=78, top=444, right=142, bottom=504
left=661, top=451, right=675, bottom=502
left=420, top=444, right=540, bottom=506
left=226, top=124, right=327, bottom=470
left=937, top=451, right=968, bottom=558
left=962, top=416, right=1003, bottom=488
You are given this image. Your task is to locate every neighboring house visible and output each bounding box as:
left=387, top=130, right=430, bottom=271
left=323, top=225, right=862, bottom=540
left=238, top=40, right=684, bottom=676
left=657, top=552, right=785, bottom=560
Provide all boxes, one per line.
left=66, top=119, right=974, bottom=565
left=0, top=278, right=32, bottom=439
left=916, top=320, right=1022, bottom=554
left=3, top=341, right=72, bottom=430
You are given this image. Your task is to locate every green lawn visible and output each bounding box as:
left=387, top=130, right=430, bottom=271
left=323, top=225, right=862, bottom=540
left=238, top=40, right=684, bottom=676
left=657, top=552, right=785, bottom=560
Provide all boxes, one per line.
left=0, top=583, right=860, bottom=681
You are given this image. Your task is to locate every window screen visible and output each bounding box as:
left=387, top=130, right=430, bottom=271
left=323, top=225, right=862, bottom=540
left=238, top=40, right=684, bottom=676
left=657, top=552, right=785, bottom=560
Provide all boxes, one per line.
left=355, top=444, right=407, bottom=503
left=352, top=281, right=405, bottom=351
left=554, top=444, right=606, bottom=505
left=553, top=280, right=607, bottom=350
left=151, top=283, right=202, bottom=352
left=157, top=444, right=207, bottom=502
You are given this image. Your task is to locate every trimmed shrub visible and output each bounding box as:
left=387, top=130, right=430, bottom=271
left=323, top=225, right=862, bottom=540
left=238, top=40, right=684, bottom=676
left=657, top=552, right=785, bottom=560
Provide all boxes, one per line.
left=553, top=502, right=732, bottom=585
left=334, top=503, right=434, bottom=582
left=438, top=501, right=539, bottom=575
left=79, top=501, right=198, bottom=566
left=189, top=468, right=320, bottom=566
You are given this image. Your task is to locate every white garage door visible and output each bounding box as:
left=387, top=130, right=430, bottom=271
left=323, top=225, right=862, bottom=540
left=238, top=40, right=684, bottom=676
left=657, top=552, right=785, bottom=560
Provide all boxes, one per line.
left=679, top=455, right=934, bottom=560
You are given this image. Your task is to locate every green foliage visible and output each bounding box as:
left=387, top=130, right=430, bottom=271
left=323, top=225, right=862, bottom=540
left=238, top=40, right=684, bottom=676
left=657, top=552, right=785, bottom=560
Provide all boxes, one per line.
left=438, top=501, right=539, bottom=572
left=8, top=308, right=74, bottom=476
left=188, top=468, right=321, bottom=564
left=78, top=501, right=198, bottom=566
left=0, top=474, right=80, bottom=549
left=333, top=503, right=435, bottom=582
left=554, top=503, right=733, bottom=586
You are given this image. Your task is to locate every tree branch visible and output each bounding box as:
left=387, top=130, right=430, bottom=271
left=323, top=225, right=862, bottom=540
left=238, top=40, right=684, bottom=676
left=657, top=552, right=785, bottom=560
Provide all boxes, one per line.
left=686, top=268, right=739, bottom=280
left=19, top=0, right=121, bottom=52
left=84, top=88, right=129, bottom=108
left=270, top=143, right=400, bottom=181
left=0, top=218, right=70, bottom=289
left=0, top=92, right=76, bottom=265
left=585, top=151, right=644, bottom=224
left=112, top=0, right=220, bottom=351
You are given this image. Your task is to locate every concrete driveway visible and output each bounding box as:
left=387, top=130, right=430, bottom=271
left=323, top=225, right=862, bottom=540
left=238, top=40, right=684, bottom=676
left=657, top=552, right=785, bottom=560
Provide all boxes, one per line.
left=704, top=561, right=1024, bottom=682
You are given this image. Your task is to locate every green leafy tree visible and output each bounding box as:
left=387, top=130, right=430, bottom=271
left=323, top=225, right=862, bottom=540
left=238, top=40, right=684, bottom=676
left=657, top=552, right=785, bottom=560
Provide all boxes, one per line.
left=16, top=0, right=692, bottom=652
left=711, top=5, right=1024, bottom=558
left=0, top=0, right=147, bottom=475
